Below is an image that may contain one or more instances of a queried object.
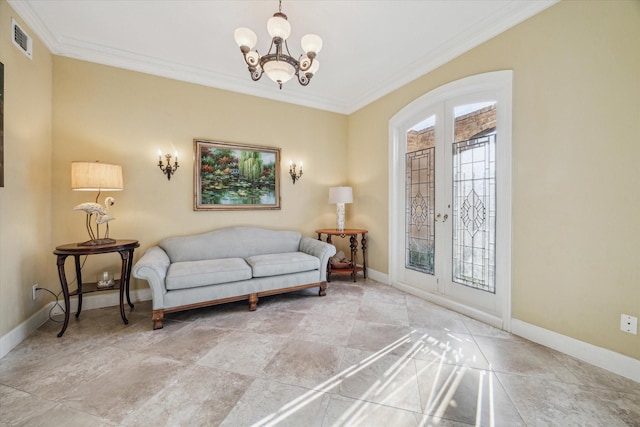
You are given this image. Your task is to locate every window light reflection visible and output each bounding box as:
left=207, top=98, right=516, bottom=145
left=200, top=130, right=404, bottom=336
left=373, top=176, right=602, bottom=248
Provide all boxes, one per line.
left=250, top=330, right=495, bottom=427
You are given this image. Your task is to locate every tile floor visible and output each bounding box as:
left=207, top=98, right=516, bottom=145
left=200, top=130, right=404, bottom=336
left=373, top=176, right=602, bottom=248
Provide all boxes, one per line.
left=0, top=279, right=638, bottom=426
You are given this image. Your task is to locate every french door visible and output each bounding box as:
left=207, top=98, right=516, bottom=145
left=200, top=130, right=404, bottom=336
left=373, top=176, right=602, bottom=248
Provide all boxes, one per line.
left=389, top=71, right=512, bottom=328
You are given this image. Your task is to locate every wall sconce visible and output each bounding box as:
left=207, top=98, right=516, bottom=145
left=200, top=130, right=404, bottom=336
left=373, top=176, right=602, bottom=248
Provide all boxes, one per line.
left=289, top=160, right=303, bottom=184
left=158, top=150, right=179, bottom=180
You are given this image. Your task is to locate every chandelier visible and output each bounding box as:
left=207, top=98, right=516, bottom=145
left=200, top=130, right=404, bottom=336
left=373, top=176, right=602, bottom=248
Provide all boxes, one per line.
left=234, top=0, right=322, bottom=89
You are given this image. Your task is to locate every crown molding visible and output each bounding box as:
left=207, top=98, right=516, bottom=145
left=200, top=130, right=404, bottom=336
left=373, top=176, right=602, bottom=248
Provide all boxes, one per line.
left=8, top=0, right=557, bottom=115
left=345, top=0, right=557, bottom=113
left=55, top=35, right=352, bottom=114
left=8, top=1, right=350, bottom=113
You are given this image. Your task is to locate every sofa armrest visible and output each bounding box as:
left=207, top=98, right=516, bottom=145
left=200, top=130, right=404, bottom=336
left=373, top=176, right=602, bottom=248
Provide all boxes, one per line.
left=299, top=237, right=336, bottom=282
left=132, top=246, right=170, bottom=310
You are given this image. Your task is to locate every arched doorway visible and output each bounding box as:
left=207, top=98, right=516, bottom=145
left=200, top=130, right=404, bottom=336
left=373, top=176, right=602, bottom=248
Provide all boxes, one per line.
left=388, top=71, right=513, bottom=329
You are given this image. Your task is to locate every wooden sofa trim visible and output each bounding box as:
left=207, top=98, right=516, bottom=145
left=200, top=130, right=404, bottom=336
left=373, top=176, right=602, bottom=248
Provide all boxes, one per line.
left=151, top=281, right=327, bottom=330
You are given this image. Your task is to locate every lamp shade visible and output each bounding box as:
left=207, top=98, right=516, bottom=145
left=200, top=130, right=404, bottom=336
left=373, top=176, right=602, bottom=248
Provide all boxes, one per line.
left=307, top=59, right=320, bottom=75
left=263, top=60, right=295, bottom=84
left=329, top=186, right=353, bottom=204
left=234, top=27, right=257, bottom=49
left=267, top=15, right=291, bottom=40
left=71, top=161, right=123, bottom=191
left=301, top=34, right=323, bottom=55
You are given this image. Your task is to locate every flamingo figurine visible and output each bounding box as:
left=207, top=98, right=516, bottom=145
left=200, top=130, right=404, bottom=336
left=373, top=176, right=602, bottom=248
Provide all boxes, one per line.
left=73, top=197, right=116, bottom=245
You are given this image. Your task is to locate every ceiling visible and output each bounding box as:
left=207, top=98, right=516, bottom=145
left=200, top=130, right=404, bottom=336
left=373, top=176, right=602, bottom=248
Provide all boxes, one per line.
left=8, top=0, right=556, bottom=114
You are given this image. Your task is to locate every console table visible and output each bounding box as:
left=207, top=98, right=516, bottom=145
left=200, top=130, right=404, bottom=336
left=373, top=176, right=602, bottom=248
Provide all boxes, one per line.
left=53, top=239, right=139, bottom=337
left=315, top=229, right=368, bottom=282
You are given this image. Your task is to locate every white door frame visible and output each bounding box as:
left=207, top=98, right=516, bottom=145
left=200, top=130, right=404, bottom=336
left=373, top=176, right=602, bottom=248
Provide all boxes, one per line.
left=388, top=70, right=513, bottom=331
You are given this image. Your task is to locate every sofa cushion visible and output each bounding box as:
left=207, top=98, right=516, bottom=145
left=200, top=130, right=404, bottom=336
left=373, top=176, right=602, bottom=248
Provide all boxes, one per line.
left=246, top=252, right=320, bottom=278
left=165, top=258, right=251, bottom=291
left=159, top=227, right=302, bottom=263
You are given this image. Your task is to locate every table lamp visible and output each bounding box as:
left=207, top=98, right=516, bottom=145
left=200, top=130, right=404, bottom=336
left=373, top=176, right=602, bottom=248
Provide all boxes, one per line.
left=71, top=161, right=123, bottom=245
left=329, top=186, right=353, bottom=232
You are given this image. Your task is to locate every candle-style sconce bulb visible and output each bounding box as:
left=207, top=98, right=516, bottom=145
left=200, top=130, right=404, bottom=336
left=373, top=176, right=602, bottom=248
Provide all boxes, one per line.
left=158, top=151, right=179, bottom=181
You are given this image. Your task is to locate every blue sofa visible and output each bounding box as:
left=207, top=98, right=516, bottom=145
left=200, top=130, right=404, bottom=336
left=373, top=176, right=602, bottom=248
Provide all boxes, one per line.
left=132, top=226, right=336, bottom=329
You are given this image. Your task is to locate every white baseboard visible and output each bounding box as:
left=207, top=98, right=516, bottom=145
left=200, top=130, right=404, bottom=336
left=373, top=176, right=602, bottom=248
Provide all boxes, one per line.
left=366, top=268, right=389, bottom=285
left=511, top=319, right=640, bottom=383
left=0, top=303, right=52, bottom=359
left=5, top=281, right=637, bottom=384
left=390, top=281, right=503, bottom=329
left=385, top=278, right=639, bottom=383
left=0, top=288, right=151, bottom=359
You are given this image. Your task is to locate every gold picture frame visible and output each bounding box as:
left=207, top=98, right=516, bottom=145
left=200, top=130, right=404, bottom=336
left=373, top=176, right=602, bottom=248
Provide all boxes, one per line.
left=194, top=139, right=281, bottom=211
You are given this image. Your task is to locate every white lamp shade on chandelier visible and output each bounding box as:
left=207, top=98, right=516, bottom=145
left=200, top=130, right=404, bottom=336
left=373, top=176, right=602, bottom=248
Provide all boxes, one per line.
left=329, top=186, right=353, bottom=232
left=267, top=15, right=291, bottom=40
left=233, top=28, right=257, bottom=50
left=263, top=60, right=295, bottom=84
left=301, top=34, right=323, bottom=55
left=234, top=0, right=322, bottom=89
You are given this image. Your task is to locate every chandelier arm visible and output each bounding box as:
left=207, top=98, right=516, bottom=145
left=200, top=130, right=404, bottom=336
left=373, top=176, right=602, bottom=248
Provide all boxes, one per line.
left=244, top=55, right=262, bottom=80
left=299, top=55, right=314, bottom=72
left=242, top=50, right=260, bottom=68
left=283, top=39, right=294, bottom=58
left=297, top=72, right=311, bottom=86
left=251, top=68, right=263, bottom=81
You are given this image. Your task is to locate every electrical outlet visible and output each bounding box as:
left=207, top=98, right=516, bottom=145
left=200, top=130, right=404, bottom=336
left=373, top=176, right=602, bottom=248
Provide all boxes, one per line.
left=32, top=284, right=38, bottom=301
left=620, top=314, right=638, bottom=335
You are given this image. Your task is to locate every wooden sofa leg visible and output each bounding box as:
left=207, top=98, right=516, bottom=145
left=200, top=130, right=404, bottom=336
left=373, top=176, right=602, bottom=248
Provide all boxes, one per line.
left=248, top=293, right=258, bottom=311
left=319, top=282, right=327, bottom=297
left=152, top=309, right=165, bottom=330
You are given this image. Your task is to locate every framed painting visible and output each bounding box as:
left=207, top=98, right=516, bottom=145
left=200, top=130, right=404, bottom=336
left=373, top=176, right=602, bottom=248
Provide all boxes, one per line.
left=194, top=139, right=281, bottom=210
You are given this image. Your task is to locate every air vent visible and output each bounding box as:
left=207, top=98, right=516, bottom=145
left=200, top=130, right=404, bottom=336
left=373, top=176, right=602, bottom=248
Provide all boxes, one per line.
left=12, top=18, right=33, bottom=60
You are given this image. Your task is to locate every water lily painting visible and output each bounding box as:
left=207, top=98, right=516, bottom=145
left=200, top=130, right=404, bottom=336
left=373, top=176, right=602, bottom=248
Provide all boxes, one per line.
left=194, top=139, right=280, bottom=211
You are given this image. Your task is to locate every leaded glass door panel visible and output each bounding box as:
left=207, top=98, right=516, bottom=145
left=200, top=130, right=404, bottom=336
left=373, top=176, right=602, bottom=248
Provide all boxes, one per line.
left=399, top=110, right=441, bottom=293
left=442, top=101, right=500, bottom=314
left=406, top=115, right=436, bottom=275
left=451, top=133, right=496, bottom=292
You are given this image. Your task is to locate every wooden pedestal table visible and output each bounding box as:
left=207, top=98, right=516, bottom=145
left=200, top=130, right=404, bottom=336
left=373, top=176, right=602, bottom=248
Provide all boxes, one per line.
left=315, top=229, right=368, bottom=282
left=53, top=239, right=139, bottom=337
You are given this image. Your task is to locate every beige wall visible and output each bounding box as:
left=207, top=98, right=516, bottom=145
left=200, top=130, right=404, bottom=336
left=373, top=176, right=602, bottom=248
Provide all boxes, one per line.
left=0, top=1, right=54, bottom=337
left=52, top=58, right=348, bottom=287
left=2, top=0, right=638, bottom=363
left=347, top=0, right=640, bottom=359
